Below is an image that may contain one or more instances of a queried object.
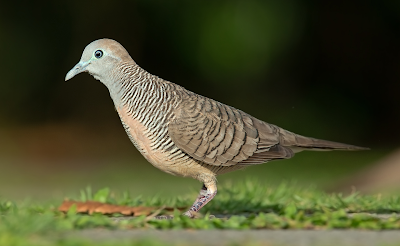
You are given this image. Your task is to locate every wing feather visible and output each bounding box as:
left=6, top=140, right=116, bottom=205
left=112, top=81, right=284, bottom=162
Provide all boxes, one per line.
left=168, top=95, right=293, bottom=166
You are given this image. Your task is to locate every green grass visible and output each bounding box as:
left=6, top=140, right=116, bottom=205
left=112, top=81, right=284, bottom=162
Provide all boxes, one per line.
left=1, top=180, right=400, bottom=245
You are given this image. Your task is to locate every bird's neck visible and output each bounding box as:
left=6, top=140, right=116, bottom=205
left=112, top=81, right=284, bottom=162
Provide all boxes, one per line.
left=107, top=63, right=171, bottom=118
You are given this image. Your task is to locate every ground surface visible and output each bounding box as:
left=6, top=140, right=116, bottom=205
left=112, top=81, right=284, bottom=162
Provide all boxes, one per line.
left=2, top=183, right=400, bottom=246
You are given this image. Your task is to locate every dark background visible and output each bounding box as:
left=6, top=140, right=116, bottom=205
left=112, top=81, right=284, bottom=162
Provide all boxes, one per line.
left=0, top=0, right=398, bottom=200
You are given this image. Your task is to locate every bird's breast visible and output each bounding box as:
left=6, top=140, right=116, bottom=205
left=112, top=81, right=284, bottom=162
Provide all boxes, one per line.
left=116, top=105, right=184, bottom=176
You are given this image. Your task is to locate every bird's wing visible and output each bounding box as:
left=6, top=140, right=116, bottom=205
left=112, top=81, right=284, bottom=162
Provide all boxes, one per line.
left=168, top=95, right=294, bottom=167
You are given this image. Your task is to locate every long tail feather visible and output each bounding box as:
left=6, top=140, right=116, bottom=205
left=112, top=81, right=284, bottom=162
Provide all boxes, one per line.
left=279, top=129, right=369, bottom=151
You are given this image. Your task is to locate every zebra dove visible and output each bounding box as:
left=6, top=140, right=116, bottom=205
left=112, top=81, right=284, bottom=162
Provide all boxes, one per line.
left=65, top=39, right=367, bottom=218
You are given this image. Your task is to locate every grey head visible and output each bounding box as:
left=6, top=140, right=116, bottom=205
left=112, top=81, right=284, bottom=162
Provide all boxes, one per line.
left=65, top=39, right=134, bottom=84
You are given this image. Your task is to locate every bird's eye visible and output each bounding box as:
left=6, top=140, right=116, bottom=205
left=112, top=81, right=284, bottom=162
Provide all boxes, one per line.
left=94, top=50, right=103, bottom=59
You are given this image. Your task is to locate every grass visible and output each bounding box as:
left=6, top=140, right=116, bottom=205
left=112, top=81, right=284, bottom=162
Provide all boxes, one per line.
left=1, top=180, right=400, bottom=246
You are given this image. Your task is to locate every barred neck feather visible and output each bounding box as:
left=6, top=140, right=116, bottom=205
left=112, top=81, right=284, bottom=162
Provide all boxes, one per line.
left=109, top=63, right=175, bottom=111
left=107, top=62, right=191, bottom=140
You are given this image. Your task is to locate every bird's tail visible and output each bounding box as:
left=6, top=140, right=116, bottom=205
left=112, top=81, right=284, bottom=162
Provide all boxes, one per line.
left=279, top=129, right=369, bottom=152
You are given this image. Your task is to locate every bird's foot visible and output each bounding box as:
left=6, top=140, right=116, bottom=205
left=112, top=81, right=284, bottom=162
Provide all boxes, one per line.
left=184, top=186, right=217, bottom=218
left=154, top=214, right=216, bottom=220
left=154, top=183, right=217, bottom=219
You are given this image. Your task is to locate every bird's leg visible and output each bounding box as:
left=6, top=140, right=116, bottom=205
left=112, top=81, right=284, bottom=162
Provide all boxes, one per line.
left=183, top=183, right=217, bottom=218
left=155, top=183, right=217, bottom=220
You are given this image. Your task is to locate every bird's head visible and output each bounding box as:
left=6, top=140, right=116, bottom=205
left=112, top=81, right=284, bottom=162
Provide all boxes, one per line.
left=65, top=38, right=133, bottom=83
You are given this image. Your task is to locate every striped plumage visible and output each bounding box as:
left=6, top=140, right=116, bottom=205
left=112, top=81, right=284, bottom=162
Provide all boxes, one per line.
left=113, top=64, right=197, bottom=167
left=66, top=39, right=367, bottom=218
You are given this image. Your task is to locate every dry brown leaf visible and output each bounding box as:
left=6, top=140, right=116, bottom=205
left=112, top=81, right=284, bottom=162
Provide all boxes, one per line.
left=58, top=200, right=186, bottom=216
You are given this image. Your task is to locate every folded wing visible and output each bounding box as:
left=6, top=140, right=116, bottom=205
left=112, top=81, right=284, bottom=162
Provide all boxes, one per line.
left=168, top=95, right=294, bottom=166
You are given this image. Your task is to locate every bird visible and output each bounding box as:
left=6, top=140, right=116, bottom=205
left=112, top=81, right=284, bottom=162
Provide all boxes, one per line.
left=65, top=38, right=367, bottom=218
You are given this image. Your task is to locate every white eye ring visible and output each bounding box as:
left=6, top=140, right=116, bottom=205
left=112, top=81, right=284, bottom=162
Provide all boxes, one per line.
left=94, top=50, right=103, bottom=59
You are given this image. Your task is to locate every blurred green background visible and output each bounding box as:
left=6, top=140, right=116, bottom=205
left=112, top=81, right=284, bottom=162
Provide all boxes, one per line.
left=0, top=0, right=398, bottom=201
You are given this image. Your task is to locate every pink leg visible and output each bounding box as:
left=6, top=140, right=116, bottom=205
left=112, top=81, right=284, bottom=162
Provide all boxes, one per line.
left=183, top=184, right=217, bottom=218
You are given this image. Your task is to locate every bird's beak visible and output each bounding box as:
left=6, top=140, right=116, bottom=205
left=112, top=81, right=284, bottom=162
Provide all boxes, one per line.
left=65, top=61, right=90, bottom=81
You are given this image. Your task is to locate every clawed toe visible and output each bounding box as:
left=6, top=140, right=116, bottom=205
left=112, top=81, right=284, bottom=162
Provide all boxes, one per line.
left=154, top=215, right=174, bottom=219
left=154, top=213, right=214, bottom=220
left=183, top=210, right=196, bottom=218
